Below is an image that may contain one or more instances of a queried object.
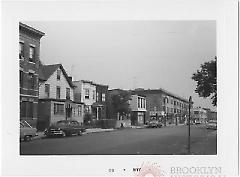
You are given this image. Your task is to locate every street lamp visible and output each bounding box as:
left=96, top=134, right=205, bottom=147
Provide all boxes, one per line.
left=188, top=96, right=192, bottom=154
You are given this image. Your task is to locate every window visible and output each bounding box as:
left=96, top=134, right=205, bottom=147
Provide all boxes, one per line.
left=56, top=86, right=61, bottom=99
left=53, top=103, right=64, bottom=115
left=19, top=42, right=24, bottom=59
left=165, top=98, right=168, bottom=104
left=85, top=105, right=90, bottom=113
left=174, top=108, right=176, bottom=114
left=93, top=91, right=95, bottom=100
left=57, top=70, right=61, bottom=80
left=167, top=107, right=169, bottom=113
left=194, top=111, right=199, bottom=115
left=28, top=73, right=34, bottom=89
left=143, top=99, right=145, bottom=108
left=20, top=71, right=23, bottom=87
left=174, top=101, right=176, bottom=106
left=138, top=97, right=140, bottom=108
left=66, top=88, right=70, bottom=99
left=73, top=108, right=76, bottom=116
left=45, top=84, right=50, bottom=98
left=102, top=93, right=106, bottom=102
left=171, top=99, right=173, bottom=104
left=29, top=46, right=35, bottom=63
left=85, top=89, right=89, bottom=99
left=96, top=92, right=99, bottom=101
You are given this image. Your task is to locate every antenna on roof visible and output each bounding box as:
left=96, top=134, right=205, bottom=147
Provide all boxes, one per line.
left=132, top=76, right=137, bottom=90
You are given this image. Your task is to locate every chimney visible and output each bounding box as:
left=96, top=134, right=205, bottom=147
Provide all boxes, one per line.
left=68, top=76, right=72, bottom=82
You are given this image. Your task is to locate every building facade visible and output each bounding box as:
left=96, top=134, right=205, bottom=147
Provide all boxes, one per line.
left=129, top=94, right=147, bottom=125
left=19, top=22, right=45, bottom=127
left=73, top=80, right=96, bottom=115
left=37, top=64, right=84, bottom=130
left=192, top=107, right=207, bottom=124
left=131, top=88, right=189, bottom=125
left=203, top=108, right=217, bottom=122
left=92, top=84, right=108, bottom=120
left=73, top=80, right=109, bottom=121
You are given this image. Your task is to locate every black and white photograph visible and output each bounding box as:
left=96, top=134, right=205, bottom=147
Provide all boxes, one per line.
left=1, top=0, right=239, bottom=176
left=19, top=21, right=217, bottom=155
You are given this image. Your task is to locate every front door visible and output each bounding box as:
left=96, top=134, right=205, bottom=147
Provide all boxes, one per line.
left=65, top=103, right=72, bottom=119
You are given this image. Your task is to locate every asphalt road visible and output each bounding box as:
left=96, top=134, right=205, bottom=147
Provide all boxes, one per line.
left=20, top=125, right=217, bottom=155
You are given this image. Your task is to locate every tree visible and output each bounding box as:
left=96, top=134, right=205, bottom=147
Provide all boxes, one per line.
left=192, top=56, right=217, bottom=106
left=111, top=91, right=131, bottom=117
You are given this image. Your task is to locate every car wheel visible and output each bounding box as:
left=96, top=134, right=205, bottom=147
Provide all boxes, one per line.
left=24, top=135, right=32, bottom=142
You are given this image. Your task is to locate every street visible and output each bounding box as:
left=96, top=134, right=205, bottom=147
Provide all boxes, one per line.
left=20, top=125, right=216, bottom=155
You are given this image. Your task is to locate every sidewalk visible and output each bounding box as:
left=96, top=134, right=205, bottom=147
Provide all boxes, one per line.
left=82, top=128, right=115, bottom=135
left=33, top=128, right=115, bottom=140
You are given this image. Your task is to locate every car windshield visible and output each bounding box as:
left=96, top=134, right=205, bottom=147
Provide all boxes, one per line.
left=56, top=121, right=68, bottom=126
left=20, top=121, right=32, bottom=128
left=70, top=121, right=79, bottom=126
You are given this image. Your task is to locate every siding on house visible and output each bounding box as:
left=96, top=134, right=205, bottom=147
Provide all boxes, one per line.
left=39, top=68, right=74, bottom=100
left=73, top=80, right=96, bottom=114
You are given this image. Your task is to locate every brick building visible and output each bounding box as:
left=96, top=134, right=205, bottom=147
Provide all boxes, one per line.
left=131, top=88, right=189, bottom=125
left=92, top=83, right=108, bottom=120
left=19, top=22, right=45, bottom=127
left=129, top=94, right=147, bottom=125
left=192, top=107, right=207, bottom=124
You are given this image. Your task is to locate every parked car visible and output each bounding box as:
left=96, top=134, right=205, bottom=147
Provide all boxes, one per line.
left=206, top=120, right=217, bottom=130
left=44, top=120, right=86, bottom=137
left=20, top=121, right=38, bottom=142
left=146, top=120, right=162, bottom=128
left=194, top=120, right=201, bottom=124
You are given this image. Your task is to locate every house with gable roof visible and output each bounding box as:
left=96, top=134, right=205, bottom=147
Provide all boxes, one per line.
left=37, top=63, right=84, bottom=130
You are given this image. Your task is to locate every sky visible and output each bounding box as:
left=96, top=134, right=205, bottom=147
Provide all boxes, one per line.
left=25, top=21, right=216, bottom=111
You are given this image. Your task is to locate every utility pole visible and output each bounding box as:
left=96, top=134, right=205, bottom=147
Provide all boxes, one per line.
left=188, top=96, right=192, bottom=154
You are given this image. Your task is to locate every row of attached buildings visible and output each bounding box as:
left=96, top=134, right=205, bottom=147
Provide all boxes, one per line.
left=19, top=22, right=109, bottom=130
left=19, top=22, right=216, bottom=130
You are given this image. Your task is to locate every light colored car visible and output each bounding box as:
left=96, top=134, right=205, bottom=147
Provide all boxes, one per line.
left=20, top=121, right=37, bottom=141
left=194, top=120, right=201, bottom=124
left=206, top=120, right=217, bottom=130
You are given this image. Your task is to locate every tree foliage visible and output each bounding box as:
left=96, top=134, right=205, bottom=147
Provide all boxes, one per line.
left=111, top=91, right=131, bottom=116
left=192, top=57, right=217, bottom=106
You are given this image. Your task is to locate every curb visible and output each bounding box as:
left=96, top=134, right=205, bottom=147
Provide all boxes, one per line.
left=82, top=129, right=115, bottom=135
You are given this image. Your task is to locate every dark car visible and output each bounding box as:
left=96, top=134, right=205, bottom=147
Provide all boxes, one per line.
left=44, top=120, right=86, bottom=137
left=146, top=120, right=162, bottom=128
